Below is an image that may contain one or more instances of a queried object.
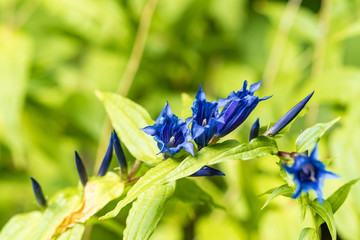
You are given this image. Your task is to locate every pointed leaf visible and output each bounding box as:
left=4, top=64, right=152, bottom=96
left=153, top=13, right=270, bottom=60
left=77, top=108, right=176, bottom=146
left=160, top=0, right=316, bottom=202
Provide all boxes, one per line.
left=298, top=228, right=318, bottom=240
left=174, top=178, right=224, bottom=209
left=309, top=200, right=336, bottom=240
left=327, top=178, right=360, bottom=213
left=32, top=189, right=83, bottom=240
left=296, top=118, right=340, bottom=152
left=100, top=158, right=180, bottom=220
left=55, top=172, right=124, bottom=235
left=261, top=184, right=293, bottom=210
left=97, top=92, right=161, bottom=164
left=161, top=136, right=277, bottom=184
left=123, top=182, right=176, bottom=240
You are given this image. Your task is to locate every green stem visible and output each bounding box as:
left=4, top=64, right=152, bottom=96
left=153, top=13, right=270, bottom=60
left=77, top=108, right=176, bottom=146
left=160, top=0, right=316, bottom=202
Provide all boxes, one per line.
left=307, top=195, right=320, bottom=240
left=262, top=0, right=303, bottom=88
left=93, top=0, right=159, bottom=174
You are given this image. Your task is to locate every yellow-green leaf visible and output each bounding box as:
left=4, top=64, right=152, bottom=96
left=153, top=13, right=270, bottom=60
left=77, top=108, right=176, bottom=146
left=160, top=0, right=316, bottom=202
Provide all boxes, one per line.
left=100, top=159, right=180, bottom=220
left=124, top=182, right=176, bottom=240
left=97, top=92, right=161, bottom=164
left=295, top=118, right=340, bottom=153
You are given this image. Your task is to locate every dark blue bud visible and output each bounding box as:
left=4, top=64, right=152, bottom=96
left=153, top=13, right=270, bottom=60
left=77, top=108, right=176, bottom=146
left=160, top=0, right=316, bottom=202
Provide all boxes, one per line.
left=97, top=132, right=114, bottom=177
left=113, top=130, right=128, bottom=180
left=249, top=118, right=260, bottom=141
left=264, top=91, right=314, bottom=136
left=75, top=151, right=88, bottom=186
left=189, top=166, right=225, bottom=177
left=30, top=177, right=47, bottom=208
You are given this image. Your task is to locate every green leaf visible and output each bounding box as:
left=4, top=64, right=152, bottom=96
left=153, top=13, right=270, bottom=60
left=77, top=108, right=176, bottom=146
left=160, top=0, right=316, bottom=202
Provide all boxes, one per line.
left=97, top=92, right=161, bottom=164
left=295, top=118, right=340, bottom=153
left=0, top=27, right=32, bottom=168
left=0, top=211, right=42, bottom=240
left=309, top=200, right=336, bottom=240
left=161, top=136, right=277, bottom=183
left=100, top=158, right=180, bottom=220
left=102, top=137, right=277, bottom=219
left=173, top=178, right=224, bottom=209
left=299, top=194, right=307, bottom=220
left=261, top=184, right=293, bottom=210
left=0, top=173, right=123, bottom=240
left=327, top=178, right=360, bottom=213
left=55, top=172, right=124, bottom=235
left=32, top=189, right=82, bottom=240
left=123, top=181, right=176, bottom=240
left=298, top=228, right=318, bottom=240
left=55, top=224, right=85, bottom=240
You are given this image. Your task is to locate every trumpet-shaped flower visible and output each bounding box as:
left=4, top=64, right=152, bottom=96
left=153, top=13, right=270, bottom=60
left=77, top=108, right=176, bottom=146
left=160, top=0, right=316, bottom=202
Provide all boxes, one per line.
left=191, top=85, right=223, bottom=149
left=264, top=91, right=314, bottom=136
left=216, top=80, right=271, bottom=138
left=142, top=102, right=194, bottom=158
left=282, top=145, right=339, bottom=204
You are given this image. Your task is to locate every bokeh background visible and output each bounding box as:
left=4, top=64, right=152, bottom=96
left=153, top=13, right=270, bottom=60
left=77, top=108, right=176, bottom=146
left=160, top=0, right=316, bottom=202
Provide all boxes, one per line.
left=1, top=0, right=360, bottom=239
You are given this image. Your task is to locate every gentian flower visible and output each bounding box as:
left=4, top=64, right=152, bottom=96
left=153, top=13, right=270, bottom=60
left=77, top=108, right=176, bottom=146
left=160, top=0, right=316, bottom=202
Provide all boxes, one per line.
left=189, top=166, right=225, bottom=177
left=249, top=118, right=260, bottom=141
left=113, top=130, right=128, bottom=180
left=191, top=85, right=223, bottom=149
left=282, top=144, right=339, bottom=204
left=142, top=102, right=194, bottom=159
left=97, top=132, right=114, bottom=177
left=264, top=91, right=314, bottom=136
left=216, top=80, right=271, bottom=138
left=30, top=177, right=47, bottom=208
left=75, top=151, right=88, bottom=186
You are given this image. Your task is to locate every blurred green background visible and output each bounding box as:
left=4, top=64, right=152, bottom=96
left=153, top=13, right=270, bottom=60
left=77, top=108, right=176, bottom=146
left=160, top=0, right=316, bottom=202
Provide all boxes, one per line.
left=1, top=0, right=360, bottom=239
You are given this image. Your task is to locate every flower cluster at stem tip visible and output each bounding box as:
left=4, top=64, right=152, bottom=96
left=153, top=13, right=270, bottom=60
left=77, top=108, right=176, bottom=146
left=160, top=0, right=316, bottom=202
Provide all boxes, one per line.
left=142, top=80, right=270, bottom=158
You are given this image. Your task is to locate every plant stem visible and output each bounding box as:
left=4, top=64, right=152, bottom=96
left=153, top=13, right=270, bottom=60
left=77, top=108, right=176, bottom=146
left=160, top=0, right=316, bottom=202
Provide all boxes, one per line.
left=262, top=0, right=303, bottom=88
left=127, top=159, right=142, bottom=182
left=93, top=0, right=159, bottom=174
left=307, top=195, right=321, bottom=240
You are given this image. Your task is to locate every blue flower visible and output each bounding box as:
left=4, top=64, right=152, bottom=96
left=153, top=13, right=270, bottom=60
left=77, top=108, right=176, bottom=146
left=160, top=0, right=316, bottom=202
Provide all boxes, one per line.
left=75, top=151, right=88, bottom=186
left=30, top=177, right=47, bottom=208
left=282, top=145, right=339, bottom=204
left=265, top=91, right=314, bottom=136
left=249, top=118, right=260, bottom=142
left=191, top=85, right=223, bottom=149
left=216, top=80, right=271, bottom=138
left=97, top=132, right=114, bottom=177
left=189, top=166, right=225, bottom=177
left=142, top=102, right=194, bottom=158
left=113, top=130, right=128, bottom=180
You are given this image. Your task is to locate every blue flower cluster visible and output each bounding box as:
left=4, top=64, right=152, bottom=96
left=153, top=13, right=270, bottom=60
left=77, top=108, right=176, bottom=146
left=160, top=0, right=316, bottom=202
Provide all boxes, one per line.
left=142, top=80, right=270, bottom=158
left=283, top=145, right=339, bottom=203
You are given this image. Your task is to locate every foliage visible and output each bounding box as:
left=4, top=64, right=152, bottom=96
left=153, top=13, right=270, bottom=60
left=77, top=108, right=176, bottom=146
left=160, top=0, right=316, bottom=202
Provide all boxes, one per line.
left=1, top=0, right=360, bottom=239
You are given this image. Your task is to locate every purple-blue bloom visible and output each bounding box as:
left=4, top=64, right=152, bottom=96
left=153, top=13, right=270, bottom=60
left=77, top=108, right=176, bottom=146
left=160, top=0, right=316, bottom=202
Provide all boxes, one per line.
left=216, top=80, right=271, bottom=138
left=75, top=151, right=88, bottom=186
left=113, top=130, right=128, bottom=180
left=191, top=85, right=223, bottom=149
left=30, top=177, right=47, bottom=208
left=282, top=144, right=339, bottom=204
left=189, top=166, right=225, bottom=177
left=97, top=132, right=114, bottom=177
left=264, top=91, right=314, bottom=136
left=142, top=102, right=194, bottom=159
left=249, top=118, right=260, bottom=142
